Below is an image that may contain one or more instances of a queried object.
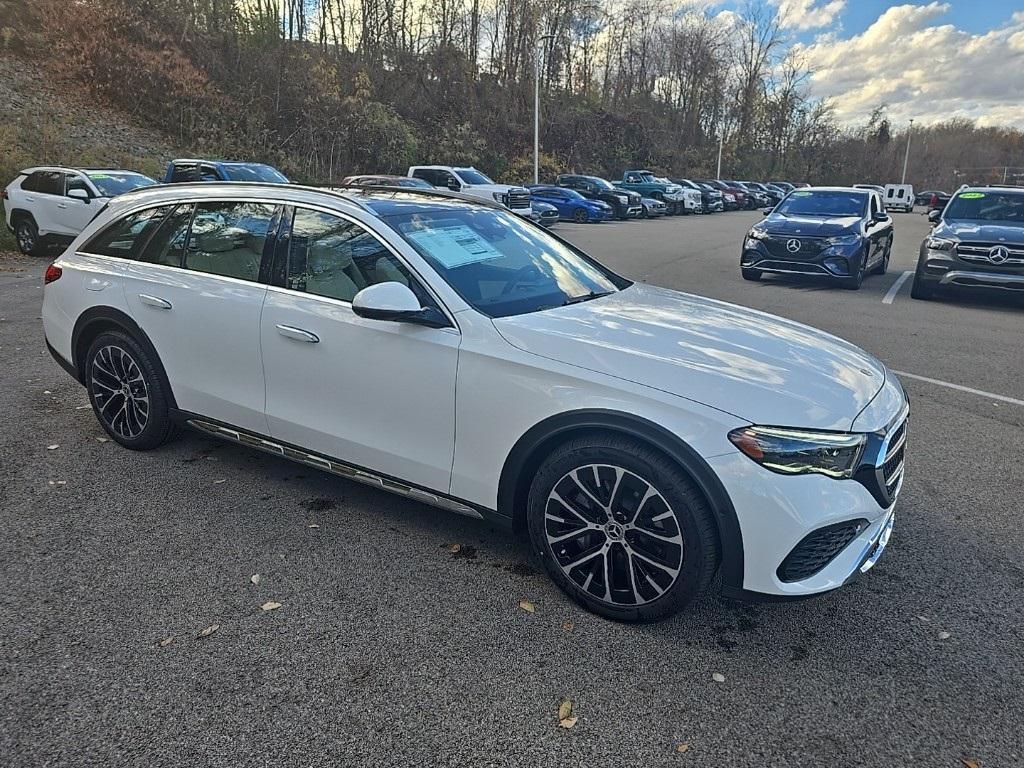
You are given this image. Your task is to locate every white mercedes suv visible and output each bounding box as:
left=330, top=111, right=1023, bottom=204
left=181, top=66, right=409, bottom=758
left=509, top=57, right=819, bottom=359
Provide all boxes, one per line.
left=41, top=183, right=907, bottom=621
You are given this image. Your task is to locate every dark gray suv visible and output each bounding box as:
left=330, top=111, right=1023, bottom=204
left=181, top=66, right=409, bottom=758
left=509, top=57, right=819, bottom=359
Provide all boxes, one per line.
left=912, top=187, right=1024, bottom=299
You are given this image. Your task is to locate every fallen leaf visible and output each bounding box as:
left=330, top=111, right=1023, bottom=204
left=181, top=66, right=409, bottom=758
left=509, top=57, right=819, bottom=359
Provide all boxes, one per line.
left=448, top=543, right=462, bottom=554
left=250, top=573, right=261, bottom=585
left=46, top=444, right=59, bottom=450
left=562, top=621, right=574, bottom=632
left=75, top=405, right=91, bottom=410
left=308, top=523, right=320, bottom=529
left=197, top=625, right=219, bottom=638
left=43, top=390, right=51, bottom=394
left=961, top=759, right=980, bottom=768
left=519, top=600, right=536, bottom=614
left=158, top=637, right=173, bottom=647
left=676, top=742, right=690, bottom=753
left=916, top=615, right=930, bottom=622
left=558, top=699, right=573, bottom=721
left=261, top=601, right=282, bottom=611
left=212, top=479, right=226, bottom=484
left=559, top=716, right=578, bottom=729
left=712, top=672, right=726, bottom=683
left=95, top=437, right=109, bottom=443
left=938, top=631, right=951, bottom=640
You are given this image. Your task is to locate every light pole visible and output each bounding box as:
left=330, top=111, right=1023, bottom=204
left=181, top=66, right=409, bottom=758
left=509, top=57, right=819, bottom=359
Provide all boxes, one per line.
left=901, top=118, right=914, bottom=185
left=716, top=131, right=724, bottom=179
left=534, top=33, right=555, bottom=184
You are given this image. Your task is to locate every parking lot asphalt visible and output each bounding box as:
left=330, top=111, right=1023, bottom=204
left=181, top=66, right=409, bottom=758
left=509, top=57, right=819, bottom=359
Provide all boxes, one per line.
left=1, top=211, right=1022, bottom=767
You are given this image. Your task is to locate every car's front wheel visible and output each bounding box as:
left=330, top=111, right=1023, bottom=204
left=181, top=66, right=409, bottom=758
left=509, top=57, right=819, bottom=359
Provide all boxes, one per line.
left=910, top=270, right=937, bottom=300
left=841, top=254, right=865, bottom=290
left=526, top=434, right=719, bottom=622
left=873, top=238, right=892, bottom=275
left=86, top=330, right=178, bottom=450
left=14, top=217, right=43, bottom=257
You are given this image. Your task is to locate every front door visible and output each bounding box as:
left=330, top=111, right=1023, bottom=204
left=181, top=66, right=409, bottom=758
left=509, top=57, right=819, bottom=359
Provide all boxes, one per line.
left=260, top=206, right=460, bottom=493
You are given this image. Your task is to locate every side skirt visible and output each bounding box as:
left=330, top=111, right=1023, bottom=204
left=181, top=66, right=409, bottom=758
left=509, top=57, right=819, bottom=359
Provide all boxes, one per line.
left=184, top=416, right=487, bottom=521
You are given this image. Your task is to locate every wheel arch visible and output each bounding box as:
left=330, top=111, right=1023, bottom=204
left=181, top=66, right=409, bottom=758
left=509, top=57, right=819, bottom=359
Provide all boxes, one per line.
left=71, top=306, right=177, bottom=409
left=497, top=409, right=744, bottom=590
left=9, top=208, right=36, bottom=226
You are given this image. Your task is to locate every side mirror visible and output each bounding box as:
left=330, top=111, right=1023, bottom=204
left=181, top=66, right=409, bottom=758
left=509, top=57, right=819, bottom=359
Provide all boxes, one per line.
left=351, top=282, right=447, bottom=328
left=761, top=207, right=774, bottom=216
left=445, top=178, right=461, bottom=192
left=872, top=210, right=890, bottom=223
left=927, top=209, right=941, bottom=224
left=67, top=188, right=91, bottom=203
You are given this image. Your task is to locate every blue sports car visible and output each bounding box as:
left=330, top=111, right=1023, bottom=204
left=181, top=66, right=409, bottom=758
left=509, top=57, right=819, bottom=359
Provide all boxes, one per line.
left=527, top=184, right=614, bottom=223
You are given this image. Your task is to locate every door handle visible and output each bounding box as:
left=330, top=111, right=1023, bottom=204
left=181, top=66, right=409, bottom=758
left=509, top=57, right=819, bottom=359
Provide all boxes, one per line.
left=57, top=203, right=68, bottom=209
left=276, top=324, right=320, bottom=343
left=138, top=294, right=172, bottom=310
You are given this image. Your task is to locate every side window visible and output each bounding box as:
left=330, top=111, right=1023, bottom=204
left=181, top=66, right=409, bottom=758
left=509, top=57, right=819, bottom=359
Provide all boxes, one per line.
left=34, top=171, right=64, bottom=196
left=183, top=201, right=276, bottom=281
left=411, top=169, right=435, bottom=186
left=84, top=206, right=173, bottom=259
left=21, top=172, right=42, bottom=192
left=65, top=174, right=90, bottom=198
left=139, top=204, right=195, bottom=267
left=199, top=165, right=221, bottom=182
left=286, top=208, right=424, bottom=304
left=170, top=165, right=199, bottom=183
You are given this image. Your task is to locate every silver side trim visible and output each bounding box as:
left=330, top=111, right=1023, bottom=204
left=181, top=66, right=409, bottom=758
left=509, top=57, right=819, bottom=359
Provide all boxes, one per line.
left=939, top=270, right=1024, bottom=289
left=187, top=419, right=483, bottom=519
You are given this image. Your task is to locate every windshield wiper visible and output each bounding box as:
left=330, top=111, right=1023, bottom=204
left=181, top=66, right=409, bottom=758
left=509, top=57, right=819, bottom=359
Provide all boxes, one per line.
left=561, top=290, right=613, bottom=306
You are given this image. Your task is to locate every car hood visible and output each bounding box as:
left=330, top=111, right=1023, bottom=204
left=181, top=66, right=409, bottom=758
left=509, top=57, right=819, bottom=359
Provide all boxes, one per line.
left=492, top=283, right=886, bottom=431
left=764, top=214, right=861, bottom=237
left=937, top=221, right=1024, bottom=244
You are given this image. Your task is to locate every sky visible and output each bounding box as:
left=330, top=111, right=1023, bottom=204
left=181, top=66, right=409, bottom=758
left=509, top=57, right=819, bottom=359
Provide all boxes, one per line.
left=763, top=1, right=1024, bottom=127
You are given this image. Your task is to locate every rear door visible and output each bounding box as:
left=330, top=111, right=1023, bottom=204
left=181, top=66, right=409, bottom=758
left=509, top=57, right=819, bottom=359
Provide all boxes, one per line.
left=25, top=171, right=66, bottom=236
left=121, top=199, right=280, bottom=432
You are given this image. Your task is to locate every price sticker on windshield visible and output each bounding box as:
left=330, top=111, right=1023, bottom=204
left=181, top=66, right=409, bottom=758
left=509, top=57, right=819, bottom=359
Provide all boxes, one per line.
left=959, top=192, right=986, bottom=199
left=405, top=224, right=503, bottom=269
left=792, top=191, right=812, bottom=196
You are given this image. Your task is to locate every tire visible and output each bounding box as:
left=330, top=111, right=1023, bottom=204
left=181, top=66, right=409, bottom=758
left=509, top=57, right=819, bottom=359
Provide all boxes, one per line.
left=840, top=254, right=865, bottom=290
left=872, top=239, right=892, bottom=275
left=14, top=216, right=44, bottom=257
left=526, top=434, right=720, bottom=622
left=741, top=267, right=762, bottom=281
left=573, top=208, right=589, bottom=223
left=85, top=330, right=178, bottom=450
left=910, top=271, right=937, bottom=300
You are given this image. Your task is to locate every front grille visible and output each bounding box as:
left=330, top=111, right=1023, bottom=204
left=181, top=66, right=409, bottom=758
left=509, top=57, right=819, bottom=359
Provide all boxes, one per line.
left=777, top=519, right=869, bottom=582
left=763, top=236, right=829, bottom=259
left=507, top=189, right=531, bottom=210
left=955, top=242, right=1024, bottom=267
left=879, top=416, right=908, bottom=499
left=755, top=260, right=830, bottom=275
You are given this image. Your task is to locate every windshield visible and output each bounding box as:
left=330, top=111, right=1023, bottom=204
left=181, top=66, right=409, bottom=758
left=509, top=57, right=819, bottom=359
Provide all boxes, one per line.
left=774, top=190, right=867, bottom=217
left=455, top=168, right=494, bottom=185
left=87, top=172, right=156, bottom=197
left=222, top=164, right=289, bottom=183
left=943, top=191, right=1024, bottom=223
left=386, top=207, right=624, bottom=318
left=590, top=178, right=616, bottom=191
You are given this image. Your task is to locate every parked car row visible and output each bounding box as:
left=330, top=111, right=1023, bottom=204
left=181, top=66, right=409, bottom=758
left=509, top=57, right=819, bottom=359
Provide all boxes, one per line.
left=740, top=182, right=1024, bottom=301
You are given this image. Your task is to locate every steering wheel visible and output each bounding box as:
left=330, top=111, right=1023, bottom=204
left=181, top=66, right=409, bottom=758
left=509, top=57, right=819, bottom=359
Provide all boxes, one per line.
left=500, top=264, right=542, bottom=296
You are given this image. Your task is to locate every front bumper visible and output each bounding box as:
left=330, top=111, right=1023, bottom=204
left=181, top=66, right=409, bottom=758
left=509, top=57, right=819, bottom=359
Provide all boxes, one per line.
left=624, top=205, right=643, bottom=218
left=918, top=250, right=1024, bottom=292
left=709, top=450, right=900, bottom=598
left=741, top=238, right=864, bottom=279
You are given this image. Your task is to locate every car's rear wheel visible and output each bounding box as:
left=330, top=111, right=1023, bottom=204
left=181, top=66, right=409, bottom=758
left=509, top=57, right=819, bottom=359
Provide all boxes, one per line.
left=526, top=434, right=719, bottom=622
left=741, top=267, right=762, bottom=281
left=86, top=330, right=178, bottom=450
left=14, top=217, right=43, bottom=257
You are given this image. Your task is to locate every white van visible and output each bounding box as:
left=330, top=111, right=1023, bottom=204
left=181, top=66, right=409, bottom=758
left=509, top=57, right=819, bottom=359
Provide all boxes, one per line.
left=883, top=184, right=914, bottom=212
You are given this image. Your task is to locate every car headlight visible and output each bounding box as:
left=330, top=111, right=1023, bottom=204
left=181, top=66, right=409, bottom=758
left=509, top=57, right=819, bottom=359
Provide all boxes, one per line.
left=728, top=426, right=866, bottom=479
left=617, top=195, right=628, bottom=204
left=827, top=234, right=861, bottom=246
left=747, top=227, right=768, bottom=240
left=493, top=192, right=508, bottom=204
left=926, top=237, right=955, bottom=251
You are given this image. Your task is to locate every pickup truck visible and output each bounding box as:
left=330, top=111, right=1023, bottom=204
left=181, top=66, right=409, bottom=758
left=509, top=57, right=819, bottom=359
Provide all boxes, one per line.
left=407, top=166, right=532, bottom=216
left=164, top=159, right=289, bottom=184
left=615, top=171, right=694, bottom=214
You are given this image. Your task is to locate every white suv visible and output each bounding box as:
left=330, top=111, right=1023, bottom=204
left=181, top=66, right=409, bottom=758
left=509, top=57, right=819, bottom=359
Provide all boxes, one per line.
left=41, top=183, right=907, bottom=621
left=408, top=166, right=532, bottom=215
left=4, top=167, right=156, bottom=255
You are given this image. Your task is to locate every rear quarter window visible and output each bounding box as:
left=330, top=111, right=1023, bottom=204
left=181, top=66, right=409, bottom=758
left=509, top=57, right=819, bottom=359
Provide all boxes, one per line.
left=83, top=206, right=174, bottom=259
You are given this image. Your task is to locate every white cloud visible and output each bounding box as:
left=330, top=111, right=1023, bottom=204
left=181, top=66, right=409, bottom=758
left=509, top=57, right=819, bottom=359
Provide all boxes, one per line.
left=773, top=0, right=846, bottom=31
left=797, top=2, right=1024, bottom=127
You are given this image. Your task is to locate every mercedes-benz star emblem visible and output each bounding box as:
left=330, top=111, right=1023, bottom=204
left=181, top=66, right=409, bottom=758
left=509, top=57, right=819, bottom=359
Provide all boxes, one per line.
left=988, top=245, right=1010, bottom=264
left=786, top=238, right=801, bottom=253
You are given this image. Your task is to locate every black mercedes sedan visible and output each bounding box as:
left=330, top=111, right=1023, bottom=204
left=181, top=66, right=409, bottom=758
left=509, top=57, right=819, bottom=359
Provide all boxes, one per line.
left=740, top=187, right=894, bottom=290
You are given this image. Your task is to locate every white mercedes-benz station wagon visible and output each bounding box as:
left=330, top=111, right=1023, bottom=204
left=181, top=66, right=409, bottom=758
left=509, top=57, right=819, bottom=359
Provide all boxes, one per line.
left=41, top=183, right=907, bottom=621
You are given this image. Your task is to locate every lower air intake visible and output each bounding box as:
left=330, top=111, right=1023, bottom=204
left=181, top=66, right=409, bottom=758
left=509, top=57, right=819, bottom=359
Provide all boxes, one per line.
left=777, top=519, right=869, bottom=583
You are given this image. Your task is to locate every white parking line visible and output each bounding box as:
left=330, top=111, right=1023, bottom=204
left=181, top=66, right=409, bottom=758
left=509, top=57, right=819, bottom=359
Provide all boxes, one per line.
left=882, top=271, right=914, bottom=304
left=893, top=370, right=1024, bottom=407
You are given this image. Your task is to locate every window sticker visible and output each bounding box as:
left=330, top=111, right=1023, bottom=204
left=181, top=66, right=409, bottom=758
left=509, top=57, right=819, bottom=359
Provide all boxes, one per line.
left=792, top=191, right=812, bottom=197
left=959, top=192, right=986, bottom=199
left=87, top=173, right=113, bottom=180
left=405, top=224, right=503, bottom=268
